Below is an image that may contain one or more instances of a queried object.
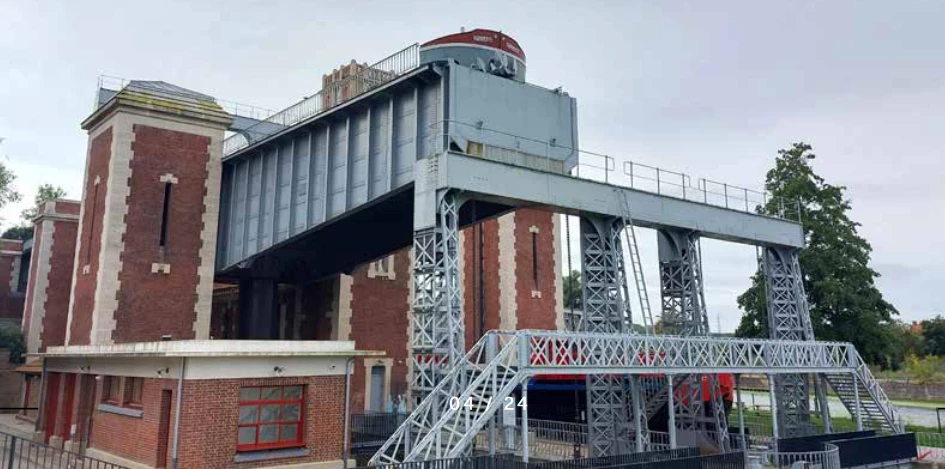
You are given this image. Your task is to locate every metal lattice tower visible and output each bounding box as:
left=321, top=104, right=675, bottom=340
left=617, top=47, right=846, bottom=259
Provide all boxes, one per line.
left=762, top=246, right=818, bottom=437
left=411, top=191, right=465, bottom=410
left=579, top=217, right=632, bottom=456
left=657, top=229, right=729, bottom=450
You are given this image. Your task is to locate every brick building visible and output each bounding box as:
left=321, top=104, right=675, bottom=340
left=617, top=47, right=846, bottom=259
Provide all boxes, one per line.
left=22, top=30, right=565, bottom=469
left=0, top=239, right=26, bottom=326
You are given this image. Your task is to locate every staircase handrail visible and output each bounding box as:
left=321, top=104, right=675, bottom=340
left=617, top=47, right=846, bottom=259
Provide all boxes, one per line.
left=371, top=331, right=515, bottom=465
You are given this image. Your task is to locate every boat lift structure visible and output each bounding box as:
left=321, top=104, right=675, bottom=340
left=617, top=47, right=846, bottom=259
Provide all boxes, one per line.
left=131, top=30, right=904, bottom=463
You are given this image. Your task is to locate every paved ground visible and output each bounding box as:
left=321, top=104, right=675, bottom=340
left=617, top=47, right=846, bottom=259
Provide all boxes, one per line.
left=0, top=413, right=34, bottom=438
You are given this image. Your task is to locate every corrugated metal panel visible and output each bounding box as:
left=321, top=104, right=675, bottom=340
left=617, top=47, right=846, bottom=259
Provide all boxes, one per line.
left=218, top=77, right=441, bottom=270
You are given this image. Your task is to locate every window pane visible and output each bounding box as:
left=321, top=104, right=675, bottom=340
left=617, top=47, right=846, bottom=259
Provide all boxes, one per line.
left=261, top=404, right=280, bottom=423
left=239, top=405, right=258, bottom=424
left=238, top=427, right=256, bottom=445
left=240, top=387, right=260, bottom=401
left=261, top=387, right=281, bottom=400
left=280, top=424, right=298, bottom=442
left=284, top=386, right=302, bottom=399
left=282, top=403, right=300, bottom=422
left=259, top=424, right=279, bottom=443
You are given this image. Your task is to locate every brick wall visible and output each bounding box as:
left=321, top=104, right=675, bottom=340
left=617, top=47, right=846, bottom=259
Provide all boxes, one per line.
left=177, top=375, right=345, bottom=469
left=20, top=222, right=42, bottom=344
left=349, top=250, right=410, bottom=412
left=0, top=239, right=24, bottom=323
left=69, top=127, right=112, bottom=346
left=512, top=208, right=559, bottom=330
left=463, top=218, right=502, bottom=348
left=88, top=377, right=176, bottom=466
left=112, top=124, right=211, bottom=343
left=39, top=219, right=78, bottom=351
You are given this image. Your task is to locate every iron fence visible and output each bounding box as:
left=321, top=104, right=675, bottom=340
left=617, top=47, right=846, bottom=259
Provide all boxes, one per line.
left=352, top=412, right=408, bottom=453
left=0, top=431, right=130, bottom=469
left=746, top=444, right=841, bottom=469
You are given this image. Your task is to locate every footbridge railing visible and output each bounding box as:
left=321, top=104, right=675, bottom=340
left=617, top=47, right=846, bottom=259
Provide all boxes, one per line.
left=371, top=330, right=868, bottom=465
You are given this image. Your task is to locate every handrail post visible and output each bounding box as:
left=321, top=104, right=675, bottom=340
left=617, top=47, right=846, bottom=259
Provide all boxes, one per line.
left=724, top=183, right=729, bottom=208
left=853, top=371, right=864, bottom=431
left=487, top=334, right=497, bottom=456
left=521, top=379, right=530, bottom=463
left=656, top=168, right=661, bottom=194
left=769, top=373, right=779, bottom=447
left=629, top=162, right=635, bottom=188
left=744, top=188, right=750, bottom=212
left=736, top=374, right=746, bottom=450
left=667, top=374, right=677, bottom=449
left=681, top=173, right=687, bottom=200
left=7, top=434, right=16, bottom=468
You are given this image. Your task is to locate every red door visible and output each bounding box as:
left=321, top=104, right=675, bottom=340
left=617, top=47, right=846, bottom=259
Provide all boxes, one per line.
left=43, top=373, right=61, bottom=443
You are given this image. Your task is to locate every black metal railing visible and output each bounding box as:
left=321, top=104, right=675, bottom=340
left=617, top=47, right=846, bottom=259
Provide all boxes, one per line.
left=0, top=431, right=130, bottom=469
left=529, top=447, right=701, bottom=469
left=359, top=448, right=744, bottom=469
left=352, top=412, right=408, bottom=453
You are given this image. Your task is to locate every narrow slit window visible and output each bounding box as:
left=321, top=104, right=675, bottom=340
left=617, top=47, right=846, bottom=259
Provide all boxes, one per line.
left=159, top=182, right=172, bottom=249
left=531, top=231, right=539, bottom=289
left=85, top=183, right=100, bottom=265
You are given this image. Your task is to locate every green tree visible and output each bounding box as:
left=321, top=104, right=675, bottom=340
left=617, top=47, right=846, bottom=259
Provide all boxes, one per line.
left=0, top=324, right=25, bottom=364
left=563, top=270, right=581, bottom=309
left=735, top=143, right=898, bottom=367
left=1, top=184, right=67, bottom=241
left=921, top=315, right=945, bottom=356
left=20, top=184, right=67, bottom=222
left=0, top=225, right=32, bottom=240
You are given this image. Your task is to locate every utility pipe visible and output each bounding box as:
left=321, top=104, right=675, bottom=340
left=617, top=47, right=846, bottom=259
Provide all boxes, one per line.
left=170, top=357, right=185, bottom=469
left=342, top=357, right=355, bottom=469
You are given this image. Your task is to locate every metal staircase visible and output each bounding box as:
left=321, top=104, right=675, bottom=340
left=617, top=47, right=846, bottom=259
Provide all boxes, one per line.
left=372, top=332, right=524, bottom=465
left=372, top=330, right=868, bottom=465
left=824, top=350, right=903, bottom=433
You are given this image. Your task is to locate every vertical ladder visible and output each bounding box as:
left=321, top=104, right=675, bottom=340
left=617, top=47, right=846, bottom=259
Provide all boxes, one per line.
left=617, top=192, right=654, bottom=333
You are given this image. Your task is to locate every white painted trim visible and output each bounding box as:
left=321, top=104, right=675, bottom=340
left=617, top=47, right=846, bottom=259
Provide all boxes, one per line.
left=336, top=274, right=353, bottom=341
left=25, top=220, right=55, bottom=354
left=497, top=212, right=517, bottom=330
left=45, top=355, right=354, bottom=380
left=553, top=214, right=566, bottom=331
left=42, top=339, right=367, bottom=357
left=363, top=357, right=393, bottom=412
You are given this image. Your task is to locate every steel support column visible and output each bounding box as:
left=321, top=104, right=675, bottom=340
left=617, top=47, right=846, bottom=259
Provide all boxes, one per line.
left=579, top=216, right=631, bottom=456
left=410, top=191, right=465, bottom=409
left=762, top=246, right=822, bottom=437
left=657, top=229, right=728, bottom=451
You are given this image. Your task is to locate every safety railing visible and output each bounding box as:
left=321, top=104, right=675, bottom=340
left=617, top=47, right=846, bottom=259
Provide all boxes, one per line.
left=222, top=43, right=421, bottom=155
left=746, top=444, right=841, bottom=469
left=0, top=430, right=130, bottom=469
left=94, top=74, right=277, bottom=122
left=351, top=412, right=408, bottom=453
left=429, top=120, right=803, bottom=223
left=520, top=330, right=854, bottom=374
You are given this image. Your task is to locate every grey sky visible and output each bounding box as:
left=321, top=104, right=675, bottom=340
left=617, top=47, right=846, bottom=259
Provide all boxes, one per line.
left=1, top=1, right=942, bottom=331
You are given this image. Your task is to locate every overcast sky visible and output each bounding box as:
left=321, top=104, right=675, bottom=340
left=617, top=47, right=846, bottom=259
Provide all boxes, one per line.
left=1, top=1, right=942, bottom=332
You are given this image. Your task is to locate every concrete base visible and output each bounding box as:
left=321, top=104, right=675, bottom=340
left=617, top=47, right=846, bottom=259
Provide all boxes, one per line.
left=86, top=447, right=154, bottom=469
left=64, top=439, right=81, bottom=453
left=48, top=435, right=63, bottom=449
left=32, top=430, right=43, bottom=443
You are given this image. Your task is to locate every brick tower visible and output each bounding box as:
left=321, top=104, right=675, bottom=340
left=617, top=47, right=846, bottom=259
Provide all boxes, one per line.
left=66, top=81, right=232, bottom=346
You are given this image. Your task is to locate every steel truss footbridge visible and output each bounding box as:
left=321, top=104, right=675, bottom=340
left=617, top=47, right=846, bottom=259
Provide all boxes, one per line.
left=187, top=41, right=905, bottom=464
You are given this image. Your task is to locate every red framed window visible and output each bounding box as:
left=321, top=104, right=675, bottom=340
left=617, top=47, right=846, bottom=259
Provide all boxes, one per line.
left=103, top=376, right=121, bottom=404
left=124, top=377, right=144, bottom=407
left=237, top=385, right=304, bottom=451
